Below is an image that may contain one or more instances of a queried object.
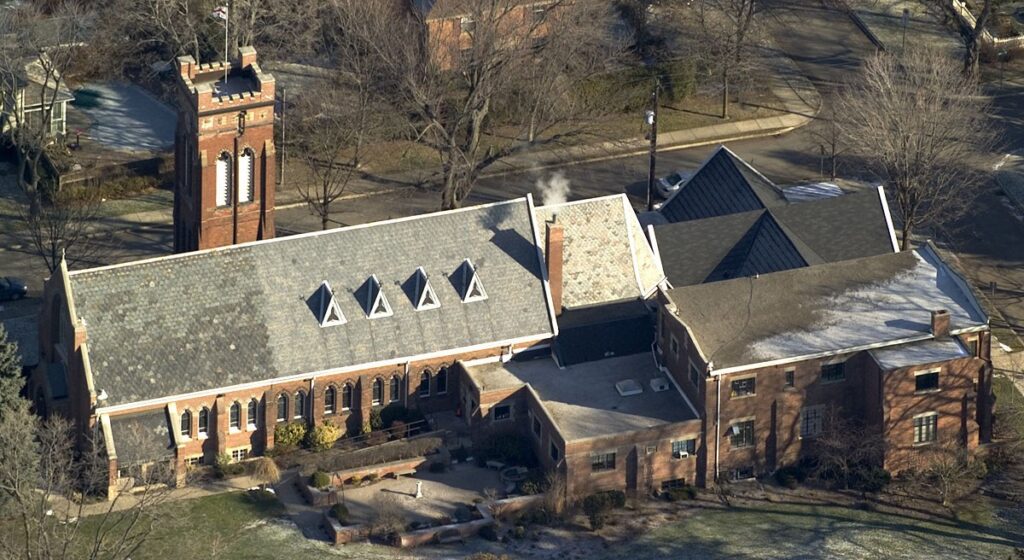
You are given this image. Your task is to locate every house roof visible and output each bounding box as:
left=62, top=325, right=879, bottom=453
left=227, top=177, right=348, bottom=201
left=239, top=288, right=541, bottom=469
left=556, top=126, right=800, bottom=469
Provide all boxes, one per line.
left=870, top=338, right=970, bottom=371
left=70, top=197, right=555, bottom=408
left=659, top=145, right=787, bottom=223
left=106, top=409, right=174, bottom=467
left=654, top=188, right=897, bottom=287
left=664, top=244, right=988, bottom=373
left=535, top=194, right=664, bottom=308
left=464, top=353, right=698, bottom=441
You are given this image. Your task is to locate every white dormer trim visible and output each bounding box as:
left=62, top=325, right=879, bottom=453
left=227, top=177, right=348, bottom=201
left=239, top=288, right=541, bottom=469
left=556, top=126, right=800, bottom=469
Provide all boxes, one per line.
left=366, top=275, right=393, bottom=318
left=459, top=259, right=487, bottom=303
left=413, top=267, right=441, bottom=311
left=316, top=281, right=346, bottom=327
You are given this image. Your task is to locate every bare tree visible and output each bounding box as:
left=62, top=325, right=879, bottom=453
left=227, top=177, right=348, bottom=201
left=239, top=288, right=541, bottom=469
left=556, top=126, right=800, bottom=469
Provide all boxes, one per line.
left=920, top=441, right=986, bottom=507
left=681, top=0, right=765, bottom=119
left=960, top=0, right=992, bottom=78
left=331, top=0, right=623, bottom=209
left=0, top=3, right=83, bottom=213
left=810, top=103, right=845, bottom=181
left=810, top=405, right=886, bottom=490
left=835, top=47, right=997, bottom=249
left=21, top=189, right=108, bottom=273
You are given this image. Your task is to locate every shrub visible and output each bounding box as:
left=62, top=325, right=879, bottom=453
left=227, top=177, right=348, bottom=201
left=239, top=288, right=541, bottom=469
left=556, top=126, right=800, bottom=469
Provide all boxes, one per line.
left=214, top=453, right=244, bottom=478
left=774, top=465, right=805, bottom=489
left=366, top=431, right=388, bottom=446
left=478, top=433, right=535, bottom=467
left=274, top=422, right=307, bottom=450
left=348, top=475, right=362, bottom=486
left=367, top=472, right=380, bottom=483
left=513, top=525, right=526, bottom=539
left=390, top=420, right=408, bottom=439
left=429, top=461, right=448, bottom=473
left=306, top=421, right=343, bottom=452
left=329, top=503, right=350, bottom=524
left=519, top=470, right=550, bottom=495
left=478, top=524, right=500, bottom=541
left=849, top=467, right=891, bottom=493
left=466, top=553, right=510, bottom=560
left=370, top=407, right=384, bottom=431
left=310, top=470, right=332, bottom=489
left=665, top=486, right=698, bottom=502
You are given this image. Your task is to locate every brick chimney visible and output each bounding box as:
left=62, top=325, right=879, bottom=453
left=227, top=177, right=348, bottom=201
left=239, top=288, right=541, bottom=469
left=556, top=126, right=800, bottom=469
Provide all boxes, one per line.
left=546, top=219, right=564, bottom=316
left=931, top=309, right=950, bottom=338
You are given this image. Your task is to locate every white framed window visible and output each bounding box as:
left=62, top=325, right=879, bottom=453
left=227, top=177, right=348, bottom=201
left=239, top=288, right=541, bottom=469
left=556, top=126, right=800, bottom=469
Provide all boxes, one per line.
left=324, top=386, right=336, bottom=415
left=342, top=384, right=353, bottom=411
left=185, top=455, right=203, bottom=467
left=459, top=259, right=487, bottom=303
left=493, top=404, right=512, bottom=421
left=730, top=376, right=756, bottom=398
left=730, top=419, right=754, bottom=449
left=179, top=410, right=192, bottom=439
left=229, top=402, right=241, bottom=431
left=198, top=407, right=210, bottom=437
left=913, top=412, right=938, bottom=445
left=672, top=438, right=696, bottom=459
left=315, top=281, right=346, bottom=327
left=419, top=371, right=431, bottom=398
left=915, top=369, right=940, bottom=393
left=294, top=391, right=306, bottom=420
left=799, top=405, right=824, bottom=439
left=412, top=267, right=440, bottom=311
left=784, top=369, right=795, bottom=388
left=390, top=376, right=401, bottom=402
left=372, top=378, right=383, bottom=406
left=237, top=148, right=254, bottom=203
left=246, top=399, right=258, bottom=430
left=215, top=152, right=232, bottom=207
left=364, top=275, right=393, bottom=319
left=230, top=447, right=250, bottom=462
left=590, top=452, right=616, bottom=472
left=436, top=367, right=448, bottom=395
left=276, top=394, right=288, bottom=422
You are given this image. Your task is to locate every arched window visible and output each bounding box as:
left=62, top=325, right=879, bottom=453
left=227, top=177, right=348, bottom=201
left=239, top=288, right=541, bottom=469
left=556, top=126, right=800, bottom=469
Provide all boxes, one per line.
left=198, top=407, right=210, bottom=436
left=180, top=410, right=192, bottom=438
left=419, top=371, right=430, bottom=397
left=215, top=152, right=232, bottom=207
left=295, top=391, right=306, bottom=419
left=372, top=378, right=383, bottom=406
left=324, top=386, right=336, bottom=415
left=238, top=147, right=254, bottom=203
left=229, top=402, right=241, bottom=430
left=247, top=399, right=258, bottom=429
left=436, top=367, right=449, bottom=395
left=390, top=375, right=401, bottom=403
left=342, top=384, right=353, bottom=411
left=276, top=394, right=288, bottom=423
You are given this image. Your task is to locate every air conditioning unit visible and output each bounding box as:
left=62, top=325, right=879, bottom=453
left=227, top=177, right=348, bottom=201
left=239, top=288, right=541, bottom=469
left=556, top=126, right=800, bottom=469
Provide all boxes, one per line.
left=674, top=451, right=689, bottom=459
left=650, top=377, right=670, bottom=392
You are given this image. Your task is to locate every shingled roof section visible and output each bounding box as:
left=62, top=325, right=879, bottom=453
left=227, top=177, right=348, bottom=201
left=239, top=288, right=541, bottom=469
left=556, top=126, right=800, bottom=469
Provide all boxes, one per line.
left=535, top=194, right=664, bottom=309
left=70, top=197, right=555, bottom=407
left=106, top=409, right=174, bottom=467
left=659, top=145, right=786, bottom=223
left=654, top=188, right=897, bottom=287
left=664, top=245, right=987, bottom=373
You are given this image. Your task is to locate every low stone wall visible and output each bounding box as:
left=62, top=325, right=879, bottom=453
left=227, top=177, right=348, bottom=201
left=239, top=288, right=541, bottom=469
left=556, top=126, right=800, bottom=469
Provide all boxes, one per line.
left=322, top=511, right=369, bottom=545
left=395, top=494, right=545, bottom=548
left=331, top=456, right=428, bottom=487
left=296, top=474, right=340, bottom=507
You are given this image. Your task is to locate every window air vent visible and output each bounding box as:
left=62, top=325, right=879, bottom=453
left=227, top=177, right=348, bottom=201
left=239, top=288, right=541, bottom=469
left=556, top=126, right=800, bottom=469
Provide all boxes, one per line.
left=650, top=377, right=670, bottom=392
left=312, top=281, right=345, bottom=327
left=614, top=379, right=643, bottom=397
left=456, top=259, right=487, bottom=303
left=412, top=267, right=440, bottom=311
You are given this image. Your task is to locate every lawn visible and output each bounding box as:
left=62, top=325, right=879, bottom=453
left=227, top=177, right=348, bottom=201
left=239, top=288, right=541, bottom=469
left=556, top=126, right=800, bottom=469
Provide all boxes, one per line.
left=610, top=501, right=1024, bottom=560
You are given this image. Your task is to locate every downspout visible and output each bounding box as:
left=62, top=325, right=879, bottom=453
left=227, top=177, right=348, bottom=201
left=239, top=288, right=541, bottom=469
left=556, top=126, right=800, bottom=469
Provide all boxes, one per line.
left=712, top=361, right=720, bottom=483
left=403, top=362, right=410, bottom=409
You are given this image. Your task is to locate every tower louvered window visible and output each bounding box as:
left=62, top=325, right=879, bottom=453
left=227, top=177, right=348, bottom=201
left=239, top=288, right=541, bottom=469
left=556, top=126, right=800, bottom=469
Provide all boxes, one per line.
left=215, top=152, right=232, bottom=207
left=238, top=148, right=254, bottom=203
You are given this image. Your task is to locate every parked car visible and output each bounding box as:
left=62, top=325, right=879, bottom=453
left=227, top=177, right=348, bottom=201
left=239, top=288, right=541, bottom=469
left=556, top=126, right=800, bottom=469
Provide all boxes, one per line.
left=657, top=170, right=691, bottom=199
left=0, top=277, right=27, bottom=301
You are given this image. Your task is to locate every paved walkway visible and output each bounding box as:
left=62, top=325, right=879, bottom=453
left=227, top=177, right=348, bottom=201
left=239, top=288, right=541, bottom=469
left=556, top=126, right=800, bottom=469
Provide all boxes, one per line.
left=849, top=0, right=963, bottom=57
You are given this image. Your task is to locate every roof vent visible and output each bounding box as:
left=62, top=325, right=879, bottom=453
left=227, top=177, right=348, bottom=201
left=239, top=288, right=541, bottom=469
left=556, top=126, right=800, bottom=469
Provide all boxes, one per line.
left=359, top=275, right=393, bottom=319
left=650, top=377, right=670, bottom=392
left=411, top=267, right=440, bottom=311
left=615, top=379, right=643, bottom=397
left=456, top=259, right=487, bottom=303
left=312, top=281, right=346, bottom=327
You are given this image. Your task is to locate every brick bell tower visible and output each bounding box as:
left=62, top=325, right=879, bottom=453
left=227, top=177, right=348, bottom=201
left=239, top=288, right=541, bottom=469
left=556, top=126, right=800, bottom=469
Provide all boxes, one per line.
left=173, top=46, right=275, bottom=252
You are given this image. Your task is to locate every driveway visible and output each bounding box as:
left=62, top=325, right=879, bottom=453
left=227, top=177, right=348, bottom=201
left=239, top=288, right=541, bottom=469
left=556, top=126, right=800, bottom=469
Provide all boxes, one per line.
left=71, top=82, right=175, bottom=153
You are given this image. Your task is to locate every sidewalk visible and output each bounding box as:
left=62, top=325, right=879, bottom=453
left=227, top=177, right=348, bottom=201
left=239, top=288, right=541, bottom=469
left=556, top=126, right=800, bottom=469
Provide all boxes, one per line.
left=14, top=51, right=822, bottom=237
left=848, top=0, right=962, bottom=57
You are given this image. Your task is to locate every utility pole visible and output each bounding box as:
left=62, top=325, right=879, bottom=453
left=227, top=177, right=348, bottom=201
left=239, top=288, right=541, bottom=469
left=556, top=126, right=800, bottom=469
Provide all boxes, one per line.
left=279, top=88, right=286, bottom=189
left=645, top=83, right=659, bottom=212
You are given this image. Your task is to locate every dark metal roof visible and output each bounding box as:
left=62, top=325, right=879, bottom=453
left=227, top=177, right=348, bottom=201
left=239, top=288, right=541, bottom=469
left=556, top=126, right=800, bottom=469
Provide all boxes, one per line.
left=654, top=189, right=896, bottom=287
left=659, top=146, right=786, bottom=223
left=555, top=299, right=654, bottom=366
left=70, top=198, right=554, bottom=407
left=107, top=410, right=174, bottom=466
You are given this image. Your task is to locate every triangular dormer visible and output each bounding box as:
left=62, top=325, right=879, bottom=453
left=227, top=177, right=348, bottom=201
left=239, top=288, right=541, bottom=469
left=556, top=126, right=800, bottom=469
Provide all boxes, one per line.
left=363, top=275, right=393, bottom=318
left=314, top=281, right=346, bottom=327
left=457, top=259, right=487, bottom=303
left=413, top=267, right=441, bottom=311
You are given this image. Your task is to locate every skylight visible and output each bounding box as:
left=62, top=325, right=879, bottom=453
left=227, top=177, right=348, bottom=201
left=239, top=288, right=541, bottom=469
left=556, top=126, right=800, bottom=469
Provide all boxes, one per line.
left=458, top=259, right=487, bottom=303
left=364, top=275, right=393, bottom=319
left=313, top=281, right=346, bottom=327
left=412, top=267, right=441, bottom=311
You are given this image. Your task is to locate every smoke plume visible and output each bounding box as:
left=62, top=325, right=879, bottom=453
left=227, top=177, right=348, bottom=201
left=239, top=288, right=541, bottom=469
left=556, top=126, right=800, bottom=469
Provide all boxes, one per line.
left=536, top=172, right=571, bottom=206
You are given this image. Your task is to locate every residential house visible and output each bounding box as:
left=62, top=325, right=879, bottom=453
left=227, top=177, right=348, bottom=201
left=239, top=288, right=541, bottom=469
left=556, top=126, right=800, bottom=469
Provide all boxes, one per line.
left=0, top=55, right=74, bottom=138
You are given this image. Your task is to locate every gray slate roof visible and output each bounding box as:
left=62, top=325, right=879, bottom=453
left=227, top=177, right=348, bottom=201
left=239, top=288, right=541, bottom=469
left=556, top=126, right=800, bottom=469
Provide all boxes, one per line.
left=654, top=188, right=896, bottom=287
left=107, top=409, right=174, bottom=466
left=871, top=338, right=970, bottom=370
left=659, top=145, right=786, bottom=223
left=71, top=198, right=554, bottom=407
left=1, top=315, right=39, bottom=368
left=665, top=245, right=987, bottom=371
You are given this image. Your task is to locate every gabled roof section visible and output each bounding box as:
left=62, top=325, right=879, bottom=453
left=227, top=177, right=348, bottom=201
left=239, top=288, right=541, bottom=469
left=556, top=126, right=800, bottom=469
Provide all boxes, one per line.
left=312, top=281, right=346, bottom=327
left=456, top=259, right=487, bottom=302
left=654, top=189, right=898, bottom=287
left=535, top=194, right=665, bottom=308
left=664, top=246, right=988, bottom=373
left=68, top=197, right=554, bottom=408
left=660, top=145, right=786, bottom=223
left=410, top=267, right=441, bottom=311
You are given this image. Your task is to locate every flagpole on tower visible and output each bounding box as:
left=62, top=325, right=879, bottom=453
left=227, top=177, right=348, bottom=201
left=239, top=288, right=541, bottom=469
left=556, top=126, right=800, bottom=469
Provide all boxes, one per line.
left=223, top=7, right=228, bottom=84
